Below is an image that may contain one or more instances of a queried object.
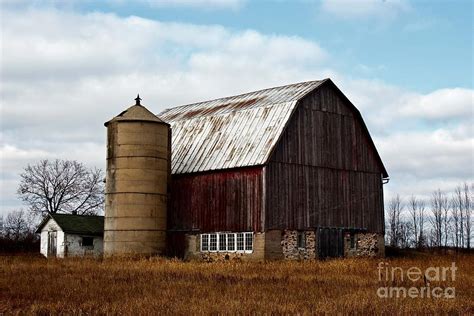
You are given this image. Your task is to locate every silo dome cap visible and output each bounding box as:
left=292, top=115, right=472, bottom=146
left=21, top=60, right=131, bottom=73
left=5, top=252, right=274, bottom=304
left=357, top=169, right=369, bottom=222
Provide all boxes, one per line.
left=105, top=95, right=169, bottom=126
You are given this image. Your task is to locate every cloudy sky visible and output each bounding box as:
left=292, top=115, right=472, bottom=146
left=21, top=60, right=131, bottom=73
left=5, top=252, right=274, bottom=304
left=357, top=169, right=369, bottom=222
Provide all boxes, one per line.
left=0, top=0, right=473, bottom=216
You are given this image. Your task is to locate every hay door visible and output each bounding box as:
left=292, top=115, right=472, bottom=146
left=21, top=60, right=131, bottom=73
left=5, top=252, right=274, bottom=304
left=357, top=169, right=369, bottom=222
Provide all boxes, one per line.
left=48, top=231, right=57, bottom=257
left=317, top=228, right=344, bottom=259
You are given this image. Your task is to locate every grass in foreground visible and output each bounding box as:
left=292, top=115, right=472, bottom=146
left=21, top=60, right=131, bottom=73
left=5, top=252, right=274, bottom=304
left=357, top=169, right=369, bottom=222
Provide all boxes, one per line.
left=1, top=253, right=473, bottom=314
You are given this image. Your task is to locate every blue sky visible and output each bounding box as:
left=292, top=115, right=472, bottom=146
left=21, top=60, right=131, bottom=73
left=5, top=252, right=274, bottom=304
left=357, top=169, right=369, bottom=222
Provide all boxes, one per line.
left=0, top=0, right=473, bottom=216
left=53, top=0, right=473, bottom=92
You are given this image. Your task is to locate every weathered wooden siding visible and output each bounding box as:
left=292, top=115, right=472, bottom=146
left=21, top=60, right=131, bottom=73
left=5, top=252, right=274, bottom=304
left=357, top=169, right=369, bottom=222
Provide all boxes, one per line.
left=266, top=82, right=385, bottom=233
left=271, top=83, right=383, bottom=174
left=169, top=167, right=264, bottom=233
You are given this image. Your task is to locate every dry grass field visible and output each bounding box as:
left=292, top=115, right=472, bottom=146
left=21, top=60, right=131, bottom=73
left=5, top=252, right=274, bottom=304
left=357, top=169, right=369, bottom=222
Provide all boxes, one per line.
left=1, top=253, right=473, bottom=314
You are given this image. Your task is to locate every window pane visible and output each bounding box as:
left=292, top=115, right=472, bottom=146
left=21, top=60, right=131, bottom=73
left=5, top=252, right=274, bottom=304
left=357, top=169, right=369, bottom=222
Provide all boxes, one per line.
left=297, top=232, right=306, bottom=248
left=210, top=234, right=217, bottom=251
left=228, top=234, right=235, bottom=251
left=237, top=233, right=244, bottom=251
left=82, top=237, right=94, bottom=247
left=245, top=233, right=253, bottom=251
left=219, top=233, right=227, bottom=251
left=201, top=234, right=209, bottom=251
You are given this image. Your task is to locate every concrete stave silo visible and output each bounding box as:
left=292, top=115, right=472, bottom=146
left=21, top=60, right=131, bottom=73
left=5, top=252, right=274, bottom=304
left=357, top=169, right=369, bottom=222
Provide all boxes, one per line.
left=104, top=96, right=170, bottom=256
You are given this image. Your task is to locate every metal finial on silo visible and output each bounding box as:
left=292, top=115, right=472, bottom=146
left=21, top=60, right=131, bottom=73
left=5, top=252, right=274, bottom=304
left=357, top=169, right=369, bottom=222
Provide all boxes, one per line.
left=135, top=94, right=142, bottom=105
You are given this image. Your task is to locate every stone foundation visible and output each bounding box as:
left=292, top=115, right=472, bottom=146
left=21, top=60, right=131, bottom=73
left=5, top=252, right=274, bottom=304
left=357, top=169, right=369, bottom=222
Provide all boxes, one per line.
left=281, top=230, right=316, bottom=260
left=344, top=232, right=385, bottom=257
left=181, top=230, right=384, bottom=261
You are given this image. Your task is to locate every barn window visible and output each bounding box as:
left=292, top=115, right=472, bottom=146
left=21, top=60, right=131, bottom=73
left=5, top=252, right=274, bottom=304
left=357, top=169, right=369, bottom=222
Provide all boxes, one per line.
left=227, top=234, right=235, bottom=251
left=200, top=232, right=253, bottom=253
left=209, top=234, right=218, bottom=251
left=219, top=233, right=227, bottom=251
left=236, top=233, right=245, bottom=251
left=297, top=232, right=305, bottom=249
left=82, top=237, right=94, bottom=247
left=201, top=234, right=209, bottom=251
left=245, top=233, right=253, bottom=251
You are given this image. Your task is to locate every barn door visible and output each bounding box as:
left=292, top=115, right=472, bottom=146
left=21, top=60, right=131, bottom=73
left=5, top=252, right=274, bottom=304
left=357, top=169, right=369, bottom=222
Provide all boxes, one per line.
left=48, top=231, right=57, bottom=257
left=317, top=228, right=344, bottom=259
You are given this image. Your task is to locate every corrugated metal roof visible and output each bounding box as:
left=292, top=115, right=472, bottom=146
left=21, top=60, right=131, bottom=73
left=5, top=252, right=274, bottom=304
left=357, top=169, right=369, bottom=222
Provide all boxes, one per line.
left=159, top=80, right=326, bottom=174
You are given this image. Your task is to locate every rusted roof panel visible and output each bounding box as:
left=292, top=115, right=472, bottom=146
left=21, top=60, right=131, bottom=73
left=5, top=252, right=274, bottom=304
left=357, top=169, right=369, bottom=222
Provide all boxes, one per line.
left=159, top=80, right=326, bottom=174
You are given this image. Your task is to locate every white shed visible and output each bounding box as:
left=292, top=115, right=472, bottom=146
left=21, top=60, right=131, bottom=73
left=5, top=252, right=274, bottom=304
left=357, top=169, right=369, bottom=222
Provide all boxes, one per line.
left=36, top=214, right=104, bottom=258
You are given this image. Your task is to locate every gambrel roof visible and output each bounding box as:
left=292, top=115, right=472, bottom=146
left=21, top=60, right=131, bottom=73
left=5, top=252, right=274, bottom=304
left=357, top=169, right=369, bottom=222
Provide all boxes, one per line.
left=158, top=79, right=388, bottom=177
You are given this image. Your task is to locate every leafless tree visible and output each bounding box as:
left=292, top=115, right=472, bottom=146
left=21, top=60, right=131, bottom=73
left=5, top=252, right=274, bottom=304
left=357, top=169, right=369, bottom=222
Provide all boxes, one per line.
left=430, top=189, right=447, bottom=247
left=442, top=195, right=451, bottom=247
left=417, top=199, right=426, bottom=247
left=452, top=186, right=464, bottom=248
left=387, top=195, right=403, bottom=247
left=2, top=210, right=34, bottom=241
left=464, top=183, right=472, bottom=249
left=399, top=221, right=412, bottom=248
left=408, top=196, right=427, bottom=248
left=17, top=159, right=104, bottom=216
left=408, top=195, right=421, bottom=247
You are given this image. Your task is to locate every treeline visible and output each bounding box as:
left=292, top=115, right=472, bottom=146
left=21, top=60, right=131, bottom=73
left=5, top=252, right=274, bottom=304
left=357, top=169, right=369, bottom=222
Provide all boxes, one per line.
left=0, top=210, right=39, bottom=253
left=386, top=182, right=472, bottom=249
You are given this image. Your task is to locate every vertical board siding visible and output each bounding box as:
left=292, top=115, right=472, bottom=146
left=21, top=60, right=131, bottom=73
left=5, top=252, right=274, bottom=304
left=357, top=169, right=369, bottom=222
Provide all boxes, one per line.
left=271, top=84, right=382, bottom=174
left=169, top=167, right=263, bottom=233
left=266, top=163, right=383, bottom=232
left=266, top=84, right=384, bottom=233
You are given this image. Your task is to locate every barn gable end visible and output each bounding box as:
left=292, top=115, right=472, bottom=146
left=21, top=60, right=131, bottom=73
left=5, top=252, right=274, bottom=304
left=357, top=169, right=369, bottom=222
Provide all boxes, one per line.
left=265, top=80, right=386, bottom=233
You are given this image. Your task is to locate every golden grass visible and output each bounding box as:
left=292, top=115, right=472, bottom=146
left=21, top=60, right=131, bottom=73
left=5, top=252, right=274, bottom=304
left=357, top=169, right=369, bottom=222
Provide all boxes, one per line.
left=1, top=253, right=473, bottom=314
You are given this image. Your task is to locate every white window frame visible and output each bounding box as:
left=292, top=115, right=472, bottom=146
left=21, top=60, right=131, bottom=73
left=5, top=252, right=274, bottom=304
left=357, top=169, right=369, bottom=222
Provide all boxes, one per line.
left=200, top=232, right=253, bottom=253
left=209, top=233, right=218, bottom=252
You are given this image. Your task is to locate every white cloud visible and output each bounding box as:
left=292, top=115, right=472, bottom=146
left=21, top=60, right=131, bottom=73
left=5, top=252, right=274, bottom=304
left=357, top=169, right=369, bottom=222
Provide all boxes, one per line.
left=398, top=88, right=474, bottom=121
left=0, top=7, right=472, bottom=217
left=320, top=0, right=411, bottom=20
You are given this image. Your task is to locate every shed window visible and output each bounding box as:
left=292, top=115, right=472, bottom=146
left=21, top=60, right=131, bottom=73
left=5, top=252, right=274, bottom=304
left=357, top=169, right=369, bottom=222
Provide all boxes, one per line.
left=297, top=232, right=306, bottom=249
left=82, top=237, right=94, bottom=247
left=200, top=232, right=253, bottom=253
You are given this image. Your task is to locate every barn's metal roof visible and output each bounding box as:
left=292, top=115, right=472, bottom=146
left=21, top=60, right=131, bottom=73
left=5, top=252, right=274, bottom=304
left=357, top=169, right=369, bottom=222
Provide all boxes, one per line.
left=159, top=80, right=326, bottom=174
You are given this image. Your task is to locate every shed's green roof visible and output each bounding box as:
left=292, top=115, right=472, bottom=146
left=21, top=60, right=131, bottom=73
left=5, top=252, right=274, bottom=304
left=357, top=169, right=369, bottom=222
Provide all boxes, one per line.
left=36, top=214, right=104, bottom=236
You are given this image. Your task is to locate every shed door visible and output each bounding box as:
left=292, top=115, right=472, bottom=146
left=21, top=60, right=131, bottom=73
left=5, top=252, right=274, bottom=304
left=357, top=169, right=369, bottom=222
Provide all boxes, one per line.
left=48, top=231, right=57, bottom=257
left=317, top=228, right=344, bottom=259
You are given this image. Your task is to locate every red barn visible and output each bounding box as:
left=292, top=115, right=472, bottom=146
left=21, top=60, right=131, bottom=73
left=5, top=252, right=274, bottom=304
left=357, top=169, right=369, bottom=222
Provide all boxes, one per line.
left=159, top=79, right=388, bottom=260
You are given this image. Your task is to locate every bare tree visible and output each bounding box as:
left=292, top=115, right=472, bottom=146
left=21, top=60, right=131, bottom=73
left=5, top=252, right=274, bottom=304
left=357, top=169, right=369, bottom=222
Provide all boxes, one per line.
left=452, top=186, right=464, bottom=248
left=399, top=221, right=413, bottom=248
left=2, top=210, right=33, bottom=241
left=442, top=195, right=451, bottom=247
left=17, top=159, right=104, bottom=216
left=464, top=183, right=472, bottom=249
left=430, top=189, right=447, bottom=247
left=417, top=199, right=426, bottom=248
left=387, top=195, right=403, bottom=247
left=408, top=196, right=427, bottom=248
left=408, top=195, right=419, bottom=247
